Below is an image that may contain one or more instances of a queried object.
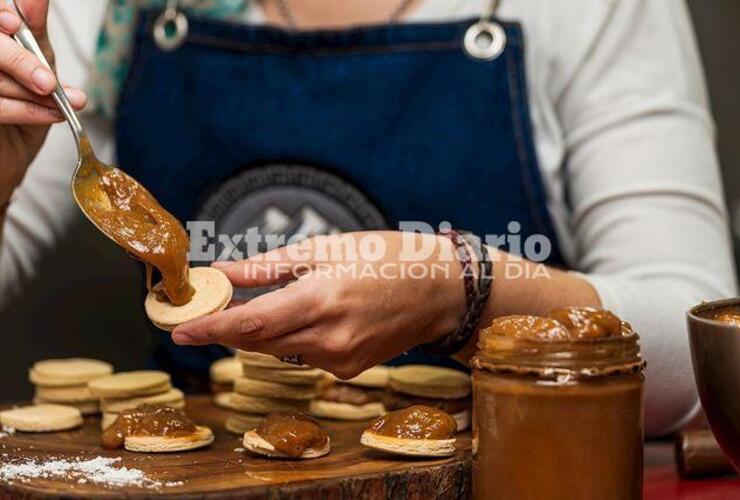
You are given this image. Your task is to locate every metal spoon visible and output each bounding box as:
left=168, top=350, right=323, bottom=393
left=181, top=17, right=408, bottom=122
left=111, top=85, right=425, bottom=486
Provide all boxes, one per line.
left=9, top=0, right=138, bottom=241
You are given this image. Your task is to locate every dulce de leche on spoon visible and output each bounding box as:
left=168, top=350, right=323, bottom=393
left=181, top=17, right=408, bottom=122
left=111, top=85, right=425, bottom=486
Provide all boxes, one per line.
left=10, top=2, right=231, bottom=324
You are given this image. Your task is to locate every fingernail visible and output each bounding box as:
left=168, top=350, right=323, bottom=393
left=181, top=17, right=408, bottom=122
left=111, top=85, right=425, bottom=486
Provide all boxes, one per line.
left=64, top=88, right=87, bottom=107
left=211, top=261, right=233, bottom=268
left=32, top=67, right=56, bottom=93
left=0, top=12, right=20, bottom=32
left=172, top=331, right=194, bottom=345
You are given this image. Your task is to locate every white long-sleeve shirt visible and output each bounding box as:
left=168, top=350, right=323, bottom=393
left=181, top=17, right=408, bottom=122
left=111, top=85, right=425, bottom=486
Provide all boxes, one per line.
left=1, top=0, right=736, bottom=436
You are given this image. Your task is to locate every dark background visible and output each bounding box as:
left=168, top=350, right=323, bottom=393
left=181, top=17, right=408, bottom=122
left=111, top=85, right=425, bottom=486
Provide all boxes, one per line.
left=1, top=1, right=738, bottom=401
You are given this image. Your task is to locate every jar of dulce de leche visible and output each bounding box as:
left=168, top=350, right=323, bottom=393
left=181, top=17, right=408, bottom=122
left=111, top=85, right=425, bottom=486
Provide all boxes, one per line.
left=472, top=308, right=645, bottom=500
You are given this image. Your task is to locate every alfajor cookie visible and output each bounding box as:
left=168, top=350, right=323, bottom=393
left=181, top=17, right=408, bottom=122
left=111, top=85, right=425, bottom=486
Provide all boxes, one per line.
left=101, top=388, right=185, bottom=413
left=389, top=365, right=471, bottom=399
left=29, top=358, right=113, bottom=387
left=145, top=267, right=233, bottom=331
left=33, top=398, right=100, bottom=416
left=243, top=430, right=330, bottom=459
left=101, top=404, right=213, bottom=453
left=237, top=350, right=309, bottom=370
left=124, top=426, right=214, bottom=453
left=383, top=390, right=471, bottom=433
left=225, top=413, right=262, bottom=435
left=242, top=412, right=330, bottom=459
left=360, top=405, right=457, bottom=458
left=214, top=391, right=239, bottom=410
left=345, top=366, right=391, bottom=388
left=210, top=356, right=241, bottom=393
left=34, top=385, right=97, bottom=403
left=0, top=404, right=83, bottom=432
left=309, top=400, right=385, bottom=421
left=89, top=371, right=171, bottom=399
left=241, top=365, right=323, bottom=386
left=310, top=368, right=388, bottom=421
left=234, top=377, right=318, bottom=400
left=360, top=431, right=456, bottom=457
left=224, top=393, right=309, bottom=415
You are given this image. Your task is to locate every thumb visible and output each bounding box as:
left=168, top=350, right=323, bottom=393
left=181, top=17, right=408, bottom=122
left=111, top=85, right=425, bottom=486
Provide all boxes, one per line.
left=212, top=237, right=319, bottom=288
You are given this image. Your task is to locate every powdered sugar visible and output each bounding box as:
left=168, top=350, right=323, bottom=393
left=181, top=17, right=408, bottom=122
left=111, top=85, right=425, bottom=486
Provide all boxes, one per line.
left=0, top=456, right=183, bottom=490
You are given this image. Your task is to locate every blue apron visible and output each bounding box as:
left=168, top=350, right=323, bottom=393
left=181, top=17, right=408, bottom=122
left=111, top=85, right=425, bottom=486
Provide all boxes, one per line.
left=115, top=10, right=565, bottom=391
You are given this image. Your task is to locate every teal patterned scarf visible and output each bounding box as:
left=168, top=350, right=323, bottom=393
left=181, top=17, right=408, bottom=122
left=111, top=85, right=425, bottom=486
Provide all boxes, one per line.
left=90, top=0, right=250, bottom=118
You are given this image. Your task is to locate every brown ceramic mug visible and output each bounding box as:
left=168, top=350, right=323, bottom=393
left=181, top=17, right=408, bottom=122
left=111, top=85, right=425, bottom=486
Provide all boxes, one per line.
left=687, top=298, right=740, bottom=473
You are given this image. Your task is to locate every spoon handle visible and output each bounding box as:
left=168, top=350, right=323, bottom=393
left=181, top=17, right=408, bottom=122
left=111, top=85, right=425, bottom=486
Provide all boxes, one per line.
left=6, top=0, right=87, bottom=147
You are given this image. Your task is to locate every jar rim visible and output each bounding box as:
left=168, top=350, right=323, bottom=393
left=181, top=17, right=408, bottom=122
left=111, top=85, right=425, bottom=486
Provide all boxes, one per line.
left=475, top=331, right=644, bottom=379
left=687, top=298, right=740, bottom=330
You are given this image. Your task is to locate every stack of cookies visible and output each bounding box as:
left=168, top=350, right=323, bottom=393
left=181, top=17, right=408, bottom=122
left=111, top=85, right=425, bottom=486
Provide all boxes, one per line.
left=88, top=370, right=184, bottom=429
left=219, top=351, right=324, bottom=434
left=209, top=355, right=241, bottom=394
left=310, top=366, right=389, bottom=421
left=30, top=358, right=113, bottom=416
left=385, top=365, right=472, bottom=432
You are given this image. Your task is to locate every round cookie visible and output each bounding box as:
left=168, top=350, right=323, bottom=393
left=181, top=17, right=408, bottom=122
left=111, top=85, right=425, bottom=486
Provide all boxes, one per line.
left=242, top=430, right=330, bottom=459
left=237, top=351, right=309, bottom=370
left=225, top=414, right=262, bottom=435
left=145, top=267, right=233, bottom=331
left=125, top=426, right=214, bottom=453
left=34, top=385, right=97, bottom=403
left=29, top=358, right=113, bottom=387
left=345, top=366, right=391, bottom=388
left=234, top=378, right=318, bottom=400
left=33, top=399, right=100, bottom=416
left=214, top=392, right=239, bottom=410
left=224, top=393, right=309, bottom=415
left=389, top=365, right=471, bottom=400
left=101, top=389, right=185, bottom=413
left=210, top=356, right=241, bottom=384
left=309, top=400, right=386, bottom=421
left=0, top=404, right=83, bottom=432
left=241, top=365, right=323, bottom=386
left=89, top=371, right=171, bottom=399
left=360, top=430, right=456, bottom=457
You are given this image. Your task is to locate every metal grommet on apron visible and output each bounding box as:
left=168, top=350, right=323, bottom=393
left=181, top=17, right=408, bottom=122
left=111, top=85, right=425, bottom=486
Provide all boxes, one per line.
left=153, top=0, right=189, bottom=51
left=464, top=0, right=507, bottom=61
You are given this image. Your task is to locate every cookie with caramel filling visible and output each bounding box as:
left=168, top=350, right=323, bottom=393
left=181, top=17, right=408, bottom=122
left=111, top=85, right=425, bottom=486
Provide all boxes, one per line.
left=360, top=405, right=457, bottom=457
left=101, top=404, right=213, bottom=453
left=145, top=267, right=232, bottom=332
left=310, top=382, right=386, bottom=421
left=242, top=411, right=330, bottom=459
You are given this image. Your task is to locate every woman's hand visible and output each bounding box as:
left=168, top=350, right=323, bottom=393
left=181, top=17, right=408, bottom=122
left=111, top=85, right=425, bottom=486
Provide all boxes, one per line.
left=0, top=1, right=86, bottom=204
left=172, top=232, right=466, bottom=379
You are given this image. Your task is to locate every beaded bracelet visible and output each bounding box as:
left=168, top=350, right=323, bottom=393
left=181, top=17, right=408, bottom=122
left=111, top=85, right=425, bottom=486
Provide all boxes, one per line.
left=423, top=229, right=494, bottom=356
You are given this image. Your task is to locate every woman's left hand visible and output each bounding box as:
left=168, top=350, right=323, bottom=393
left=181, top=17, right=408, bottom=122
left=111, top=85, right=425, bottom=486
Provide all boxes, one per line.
left=172, top=231, right=465, bottom=379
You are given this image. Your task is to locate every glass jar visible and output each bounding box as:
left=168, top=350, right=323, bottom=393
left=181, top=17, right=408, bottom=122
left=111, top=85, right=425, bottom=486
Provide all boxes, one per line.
left=472, top=324, right=645, bottom=500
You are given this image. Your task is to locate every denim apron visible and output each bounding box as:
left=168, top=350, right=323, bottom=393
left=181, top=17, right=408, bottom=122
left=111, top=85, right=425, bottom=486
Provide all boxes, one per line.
left=115, top=9, right=565, bottom=390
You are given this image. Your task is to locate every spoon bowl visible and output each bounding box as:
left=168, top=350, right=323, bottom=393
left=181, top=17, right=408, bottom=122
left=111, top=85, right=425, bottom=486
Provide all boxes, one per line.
left=9, top=1, right=144, bottom=245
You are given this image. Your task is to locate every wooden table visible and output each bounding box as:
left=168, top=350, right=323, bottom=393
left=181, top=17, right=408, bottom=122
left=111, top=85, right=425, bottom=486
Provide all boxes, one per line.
left=0, top=396, right=735, bottom=499
left=0, top=396, right=471, bottom=498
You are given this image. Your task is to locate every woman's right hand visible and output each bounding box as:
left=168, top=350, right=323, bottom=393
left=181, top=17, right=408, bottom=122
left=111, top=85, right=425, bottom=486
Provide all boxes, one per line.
left=0, top=0, right=86, bottom=205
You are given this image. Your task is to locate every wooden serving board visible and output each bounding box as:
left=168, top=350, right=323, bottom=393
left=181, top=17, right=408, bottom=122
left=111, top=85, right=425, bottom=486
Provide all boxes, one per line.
left=0, top=396, right=471, bottom=499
